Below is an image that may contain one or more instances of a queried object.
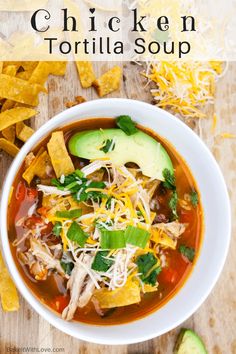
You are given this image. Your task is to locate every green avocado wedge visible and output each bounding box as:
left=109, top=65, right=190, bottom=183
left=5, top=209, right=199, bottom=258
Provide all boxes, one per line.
left=174, top=329, right=208, bottom=354
left=68, top=128, right=173, bottom=181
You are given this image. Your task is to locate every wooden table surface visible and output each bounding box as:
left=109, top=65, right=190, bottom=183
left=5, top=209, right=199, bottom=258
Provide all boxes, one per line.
left=0, top=61, right=235, bottom=354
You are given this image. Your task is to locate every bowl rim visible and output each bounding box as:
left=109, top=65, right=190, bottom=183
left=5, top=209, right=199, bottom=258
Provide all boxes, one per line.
left=0, top=98, right=231, bottom=345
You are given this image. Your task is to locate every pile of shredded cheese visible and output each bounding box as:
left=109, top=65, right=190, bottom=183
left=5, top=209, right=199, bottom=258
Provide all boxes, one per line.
left=145, top=61, right=225, bottom=119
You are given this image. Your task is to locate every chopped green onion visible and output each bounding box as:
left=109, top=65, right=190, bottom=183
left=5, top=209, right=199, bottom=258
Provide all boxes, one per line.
left=124, top=225, right=150, bottom=249
left=52, top=221, right=62, bottom=237
left=55, top=209, right=82, bottom=219
left=116, top=115, right=138, bottom=135
left=67, top=221, right=88, bottom=247
left=100, top=230, right=126, bottom=249
left=91, top=251, right=114, bottom=272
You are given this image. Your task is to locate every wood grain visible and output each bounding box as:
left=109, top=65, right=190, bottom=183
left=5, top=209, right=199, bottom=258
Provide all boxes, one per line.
left=0, top=61, right=235, bottom=354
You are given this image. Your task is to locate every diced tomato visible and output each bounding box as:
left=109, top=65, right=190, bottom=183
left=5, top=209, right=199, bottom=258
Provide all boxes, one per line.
left=37, top=207, right=48, bottom=217
left=15, top=181, right=26, bottom=202
left=24, top=216, right=43, bottom=229
left=52, top=295, right=70, bottom=313
left=158, top=267, right=178, bottom=284
left=179, top=209, right=193, bottom=224
left=27, top=188, right=38, bottom=200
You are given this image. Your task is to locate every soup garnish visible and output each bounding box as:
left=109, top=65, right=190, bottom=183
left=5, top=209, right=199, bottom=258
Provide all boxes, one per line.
left=8, top=116, right=202, bottom=325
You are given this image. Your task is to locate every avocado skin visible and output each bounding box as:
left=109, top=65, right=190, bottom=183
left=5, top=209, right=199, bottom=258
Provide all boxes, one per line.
left=174, top=329, right=208, bottom=354
left=68, top=128, right=173, bottom=181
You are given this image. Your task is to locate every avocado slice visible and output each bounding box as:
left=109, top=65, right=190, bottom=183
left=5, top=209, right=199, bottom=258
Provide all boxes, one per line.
left=68, top=128, right=173, bottom=180
left=174, top=329, right=208, bottom=354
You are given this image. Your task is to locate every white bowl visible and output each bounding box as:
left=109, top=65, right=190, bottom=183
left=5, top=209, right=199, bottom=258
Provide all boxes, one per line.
left=0, top=99, right=231, bottom=345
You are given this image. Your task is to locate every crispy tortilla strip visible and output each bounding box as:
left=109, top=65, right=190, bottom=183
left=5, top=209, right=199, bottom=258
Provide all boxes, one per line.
left=29, top=61, right=67, bottom=87
left=1, top=99, right=15, bottom=112
left=47, top=131, right=75, bottom=178
left=76, top=61, right=96, bottom=88
left=0, top=74, right=44, bottom=106
left=0, top=138, right=19, bottom=156
left=23, top=150, right=53, bottom=185
left=0, top=62, right=3, bottom=73
left=49, top=61, right=67, bottom=76
left=0, top=252, right=19, bottom=311
left=2, top=65, right=17, bottom=77
left=2, top=125, right=15, bottom=143
left=93, top=279, right=141, bottom=308
left=0, top=107, right=36, bottom=131
left=93, top=66, right=122, bottom=97
left=16, top=71, right=32, bottom=81
left=16, top=122, right=34, bottom=142
left=21, top=62, right=38, bottom=72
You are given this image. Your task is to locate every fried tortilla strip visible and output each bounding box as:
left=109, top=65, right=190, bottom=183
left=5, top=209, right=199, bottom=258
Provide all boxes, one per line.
left=2, top=65, right=17, bottom=76
left=1, top=100, right=16, bottom=112
left=76, top=61, right=96, bottom=88
left=2, top=125, right=15, bottom=143
left=29, top=61, right=67, bottom=87
left=0, top=252, right=19, bottom=311
left=21, top=62, right=38, bottom=72
left=0, top=107, right=37, bottom=131
left=0, top=138, right=19, bottom=156
left=47, top=131, right=75, bottom=178
left=16, top=122, right=34, bottom=142
left=23, top=150, right=53, bottom=185
left=0, top=74, right=44, bottom=106
left=16, top=70, right=32, bottom=81
left=49, top=61, right=67, bottom=76
left=93, top=279, right=140, bottom=308
left=93, top=66, right=122, bottom=97
left=0, top=62, right=3, bottom=73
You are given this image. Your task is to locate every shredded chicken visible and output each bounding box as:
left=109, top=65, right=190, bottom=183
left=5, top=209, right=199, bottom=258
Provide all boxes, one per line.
left=30, top=238, right=65, bottom=276
left=78, top=276, right=96, bottom=308
left=62, top=253, right=93, bottom=320
left=153, top=221, right=187, bottom=238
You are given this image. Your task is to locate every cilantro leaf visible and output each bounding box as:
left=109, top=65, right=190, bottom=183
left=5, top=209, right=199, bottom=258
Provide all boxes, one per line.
left=144, top=266, right=162, bottom=286
left=162, top=168, right=176, bottom=190
left=61, top=261, right=74, bottom=275
left=116, top=115, right=138, bottom=135
left=169, top=190, right=178, bottom=220
left=190, top=190, right=198, bottom=207
left=100, top=139, right=115, bottom=153
left=136, top=252, right=161, bottom=286
left=179, top=245, right=195, bottom=262
left=67, top=221, right=88, bottom=247
left=91, top=251, right=114, bottom=272
left=52, top=221, right=62, bottom=237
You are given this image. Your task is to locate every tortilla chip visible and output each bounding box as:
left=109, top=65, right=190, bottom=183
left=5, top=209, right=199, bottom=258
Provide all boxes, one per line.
left=47, top=131, right=75, bottom=178
left=76, top=61, right=96, bottom=88
left=0, top=252, right=19, bottom=312
left=0, top=107, right=37, bottom=131
left=94, top=278, right=140, bottom=308
left=29, top=62, right=51, bottom=87
left=16, top=122, right=34, bottom=142
left=23, top=150, right=53, bottom=185
left=2, top=65, right=17, bottom=77
left=0, top=138, right=19, bottom=157
left=2, top=125, right=15, bottom=143
left=93, top=66, right=122, bottom=97
left=0, top=74, right=44, bottom=106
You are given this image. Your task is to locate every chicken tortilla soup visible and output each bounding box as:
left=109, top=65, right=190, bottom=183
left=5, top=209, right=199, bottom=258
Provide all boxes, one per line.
left=8, top=116, right=203, bottom=325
